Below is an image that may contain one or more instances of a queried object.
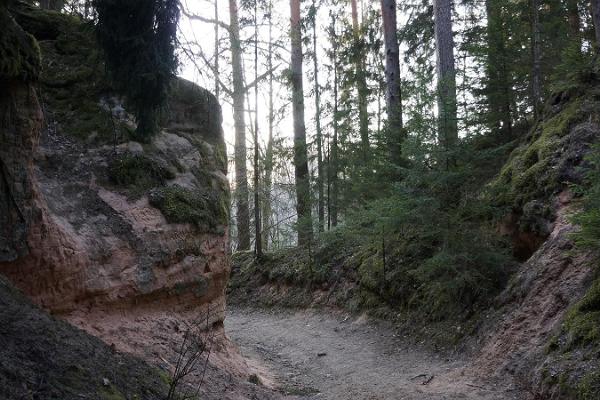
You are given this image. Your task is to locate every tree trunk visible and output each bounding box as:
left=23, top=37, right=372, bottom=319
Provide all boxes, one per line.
left=312, top=0, right=325, bottom=233
left=290, top=0, right=313, bottom=246
left=351, top=0, right=370, bottom=160
left=485, top=0, right=512, bottom=137
left=566, top=0, right=581, bottom=43
left=228, top=0, right=251, bottom=250
left=331, top=17, right=339, bottom=228
left=380, top=0, right=403, bottom=165
left=433, top=0, right=458, bottom=168
left=214, top=0, right=220, bottom=101
left=263, top=0, right=274, bottom=250
left=592, top=0, right=600, bottom=51
left=531, top=0, right=543, bottom=118
left=253, top=0, right=262, bottom=258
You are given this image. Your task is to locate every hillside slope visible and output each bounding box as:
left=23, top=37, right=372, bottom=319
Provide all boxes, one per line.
left=229, top=67, right=600, bottom=398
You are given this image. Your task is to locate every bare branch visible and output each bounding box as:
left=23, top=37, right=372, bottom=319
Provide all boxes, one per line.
left=179, top=0, right=231, bottom=32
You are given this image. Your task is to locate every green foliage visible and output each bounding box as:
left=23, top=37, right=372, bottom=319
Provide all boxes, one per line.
left=578, top=372, right=600, bottom=400
left=572, top=145, right=600, bottom=249
left=93, top=0, right=180, bottom=140
left=12, top=3, right=123, bottom=143
left=108, top=153, right=175, bottom=196
left=149, top=185, right=228, bottom=233
left=563, top=280, right=600, bottom=349
left=329, top=179, right=511, bottom=320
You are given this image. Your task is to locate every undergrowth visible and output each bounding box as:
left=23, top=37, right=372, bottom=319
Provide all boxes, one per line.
left=232, top=137, right=515, bottom=324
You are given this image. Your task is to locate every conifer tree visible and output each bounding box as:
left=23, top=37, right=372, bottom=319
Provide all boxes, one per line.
left=94, top=0, right=180, bottom=139
left=290, top=0, right=313, bottom=246
left=380, top=0, right=403, bottom=164
left=432, top=0, right=458, bottom=169
left=228, top=0, right=251, bottom=250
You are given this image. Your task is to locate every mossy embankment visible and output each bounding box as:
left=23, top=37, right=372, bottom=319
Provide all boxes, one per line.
left=541, top=144, right=600, bottom=399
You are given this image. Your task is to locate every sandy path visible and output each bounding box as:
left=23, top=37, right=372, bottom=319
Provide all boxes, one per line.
left=225, top=307, right=523, bottom=400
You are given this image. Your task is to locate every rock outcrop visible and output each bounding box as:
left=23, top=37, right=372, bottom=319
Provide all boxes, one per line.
left=0, top=4, right=284, bottom=399
left=0, top=4, right=230, bottom=327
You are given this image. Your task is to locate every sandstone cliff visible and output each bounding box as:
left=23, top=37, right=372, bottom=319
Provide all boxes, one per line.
left=0, top=4, right=280, bottom=399
left=0, top=3, right=229, bottom=325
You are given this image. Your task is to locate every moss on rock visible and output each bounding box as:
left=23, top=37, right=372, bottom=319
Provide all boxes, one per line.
left=0, top=4, right=41, bottom=81
left=563, top=280, right=600, bottom=349
left=149, top=185, right=228, bottom=233
left=492, top=95, right=594, bottom=209
left=108, top=153, right=175, bottom=196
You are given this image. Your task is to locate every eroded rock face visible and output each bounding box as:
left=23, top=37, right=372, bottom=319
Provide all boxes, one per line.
left=0, top=5, right=231, bottom=328
left=1, top=100, right=230, bottom=324
left=0, top=80, right=42, bottom=262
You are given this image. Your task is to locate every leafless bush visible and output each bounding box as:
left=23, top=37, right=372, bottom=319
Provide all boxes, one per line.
left=165, top=307, right=216, bottom=400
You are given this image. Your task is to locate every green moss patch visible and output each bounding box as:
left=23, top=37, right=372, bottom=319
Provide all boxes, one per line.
left=149, top=185, right=228, bottom=233
left=0, top=6, right=40, bottom=81
left=492, top=96, right=590, bottom=209
left=577, top=371, right=600, bottom=400
left=563, top=280, right=600, bottom=349
left=108, top=153, right=174, bottom=196
left=10, top=4, right=131, bottom=144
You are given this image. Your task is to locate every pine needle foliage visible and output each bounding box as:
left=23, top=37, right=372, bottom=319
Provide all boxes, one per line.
left=93, top=0, right=179, bottom=140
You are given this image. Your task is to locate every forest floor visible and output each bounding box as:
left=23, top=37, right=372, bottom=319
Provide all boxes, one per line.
left=226, top=306, right=525, bottom=400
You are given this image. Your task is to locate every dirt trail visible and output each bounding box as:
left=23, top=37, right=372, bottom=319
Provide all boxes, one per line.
left=226, top=307, right=523, bottom=400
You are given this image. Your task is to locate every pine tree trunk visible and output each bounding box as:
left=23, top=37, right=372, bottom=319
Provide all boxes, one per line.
left=262, top=0, right=274, bottom=250
left=380, top=0, right=403, bottom=164
left=331, top=20, right=339, bottom=228
left=214, top=0, right=220, bottom=101
left=351, top=0, right=370, bottom=160
left=229, top=0, right=251, bottom=250
left=433, top=0, right=458, bottom=168
left=531, top=0, right=543, bottom=118
left=566, top=0, right=581, bottom=43
left=312, top=1, right=325, bottom=233
left=592, top=0, right=600, bottom=51
left=485, top=0, right=512, bottom=137
left=253, top=0, right=262, bottom=258
left=290, top=0, right=313, bottom=246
